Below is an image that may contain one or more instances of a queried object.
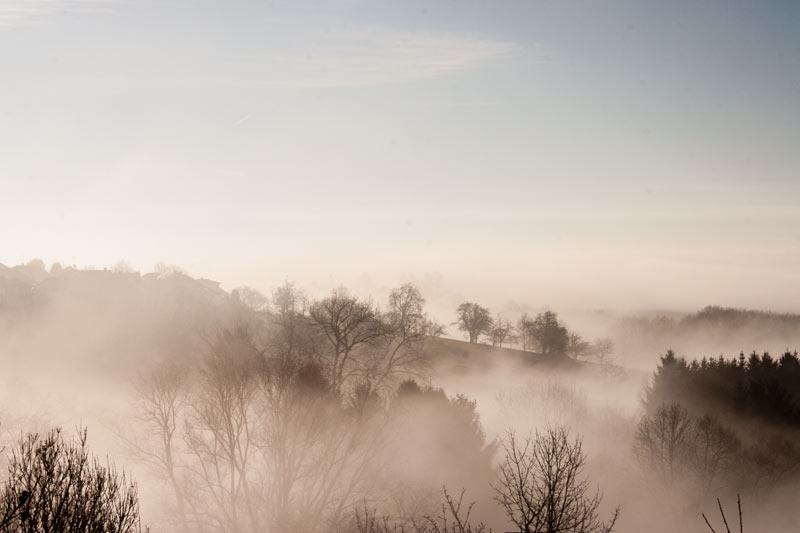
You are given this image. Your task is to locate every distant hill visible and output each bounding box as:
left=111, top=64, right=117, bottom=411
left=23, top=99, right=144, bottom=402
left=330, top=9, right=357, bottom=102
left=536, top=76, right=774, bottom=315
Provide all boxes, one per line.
left=614, top=305, right=800, bottom=363
left=0, top=262, right=239, bottom=374
left=4, top=261, right=798, bottom=376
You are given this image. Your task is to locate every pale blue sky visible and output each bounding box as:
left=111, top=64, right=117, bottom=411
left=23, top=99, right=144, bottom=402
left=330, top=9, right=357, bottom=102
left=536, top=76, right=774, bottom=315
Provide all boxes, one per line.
left=1, top=0, right=798, bottom=311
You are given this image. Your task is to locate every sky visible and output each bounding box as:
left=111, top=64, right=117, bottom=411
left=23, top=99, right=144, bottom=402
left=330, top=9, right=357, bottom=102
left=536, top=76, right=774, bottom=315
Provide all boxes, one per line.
left=1, top=0, right=799, bottom=312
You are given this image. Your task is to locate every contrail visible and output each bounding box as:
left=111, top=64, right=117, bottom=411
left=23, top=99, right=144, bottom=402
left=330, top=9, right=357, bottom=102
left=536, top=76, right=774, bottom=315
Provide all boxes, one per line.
left=234, top=114, right=252, bottom=126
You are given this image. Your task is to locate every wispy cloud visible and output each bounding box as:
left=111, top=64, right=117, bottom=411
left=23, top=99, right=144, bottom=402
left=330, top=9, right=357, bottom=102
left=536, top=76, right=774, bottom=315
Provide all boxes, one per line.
left=233, top=114, right=252, bottom=126
left=261, top=26, right=523, bottom=88
left=0, top=0, right=114, bottom=28
left=115, top=24, right=524, bottom=90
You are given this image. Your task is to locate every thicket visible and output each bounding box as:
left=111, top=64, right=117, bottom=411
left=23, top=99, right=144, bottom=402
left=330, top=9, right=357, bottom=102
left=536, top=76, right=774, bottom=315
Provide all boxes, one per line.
left=0, top=429, right=147, bottom=533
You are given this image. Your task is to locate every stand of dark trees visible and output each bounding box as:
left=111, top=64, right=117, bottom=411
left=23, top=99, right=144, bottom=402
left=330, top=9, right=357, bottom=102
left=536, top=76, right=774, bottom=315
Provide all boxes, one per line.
left=646, top=350, right=800, bottom=428
left=634, top=350, right=800, bottom=494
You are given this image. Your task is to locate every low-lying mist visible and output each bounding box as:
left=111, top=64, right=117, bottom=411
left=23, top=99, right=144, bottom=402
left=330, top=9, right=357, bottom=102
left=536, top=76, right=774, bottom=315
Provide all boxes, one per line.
left=1, top=260, right=799, bottom=532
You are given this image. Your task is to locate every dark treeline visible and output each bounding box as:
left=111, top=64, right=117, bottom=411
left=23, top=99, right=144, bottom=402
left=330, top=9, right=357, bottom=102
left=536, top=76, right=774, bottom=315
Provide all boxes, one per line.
left=634, top=350, right=800, bottom=500
left=647, top=350, right=800, bottom=428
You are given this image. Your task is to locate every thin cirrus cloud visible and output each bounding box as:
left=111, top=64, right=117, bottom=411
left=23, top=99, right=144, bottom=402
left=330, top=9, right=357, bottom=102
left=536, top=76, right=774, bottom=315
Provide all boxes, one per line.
left=0, top=1, right=526, bottom=89
left=263, top=27, right=526, bottom=88
left=120, top=25, right=526, bottom=90
left=0, top=0, right=114, bottom=27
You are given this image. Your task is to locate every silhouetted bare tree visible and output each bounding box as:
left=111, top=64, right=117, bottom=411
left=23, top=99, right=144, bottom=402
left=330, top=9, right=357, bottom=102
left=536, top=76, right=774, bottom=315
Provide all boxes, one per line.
left=489, top=316, right=516, bottom=348
left=183, top=328, right=263, bottom=532
left=634, top=404, right=741, bottom=491
left=367, top=283, right=432, bottom=391
left=566, top=333, right=590, bottom=360
left=132, top=363, right=190, bottom=532
left=268, top=281, right=321, bottom=371
left=517, top=314, right=535, bottom=351
left=308, top=284, right=436, bottom=395
left=633, top=403, right=693, bottom=487
left=688, top=415, right=740, bottom=490
left=492, top=428, right=618, bottom=533
left=528, top=312, right=568, bottom=357
left=454, top=303, right=493, bottom=344
left=135, top=325, right=387, bottom=532
left=592, top=339, right=615, bottom=367
left=310, top=288, right=390, bottom=391
left=233, top=286, right=270, bottom=312
left=258, top=361, right=385, bottom=531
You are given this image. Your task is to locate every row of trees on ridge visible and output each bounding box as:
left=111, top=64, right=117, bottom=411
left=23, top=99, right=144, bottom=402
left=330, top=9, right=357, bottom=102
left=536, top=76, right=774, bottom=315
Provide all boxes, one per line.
left=454, top=303, right=615, bottom=364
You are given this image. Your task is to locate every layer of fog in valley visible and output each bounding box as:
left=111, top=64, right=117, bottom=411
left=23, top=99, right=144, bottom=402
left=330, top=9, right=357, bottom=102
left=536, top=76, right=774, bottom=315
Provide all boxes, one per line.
left=1, top=260, right=799, bottom=532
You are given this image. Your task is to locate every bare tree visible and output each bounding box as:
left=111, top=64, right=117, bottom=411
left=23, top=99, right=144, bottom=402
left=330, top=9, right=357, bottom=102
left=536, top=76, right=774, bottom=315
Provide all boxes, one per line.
left=308, top=284, right=435, bottom=394
left=366, top=284, right=431, bottom=392
left=154, top=262, right=187, bottom=277
left=633, top=403, right=693, bottom=487
left=131, top=363, right=190, bottom=532
left=528, top=312, right=569, bottom=357
left=454, top=303, right=493, bottom=344
left=689, top=415, right=740, bottom=491
left=592, top=339, right=615, bottom=367
left=566, top=333, right=590, bottom=360
left=488, top=316, right=516, bottom=348
left=267, top=281, right=321, bottom=367
left=233, top=286, right=270, bottom=312
left=517, top=314, right=535, bottom=351
left=183, top=328, right=264, bottom=533
left=134, top=328, right=385, bottom=532
left=702, top=494, right=743, bottom=533
left=112, top=259, right=135, bottom=274
left=258, top=361, right=386, bottom=532
left=634, top=406, right=740, bottom=492
left=272, top=280, right=305, bottom=317
left=423, top=320, right=446, bottom=338
left=492, top=428, right=619, bottom=533
left=309, top=288, right=390, bottom=391
left=0, top=429, right=148, bottom=533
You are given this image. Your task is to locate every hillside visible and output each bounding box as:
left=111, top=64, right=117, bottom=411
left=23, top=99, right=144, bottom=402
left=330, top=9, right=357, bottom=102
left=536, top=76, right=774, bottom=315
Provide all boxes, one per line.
left=0, top=263, right=238, bottom=374
left=425, top=335, right=561, bottom=373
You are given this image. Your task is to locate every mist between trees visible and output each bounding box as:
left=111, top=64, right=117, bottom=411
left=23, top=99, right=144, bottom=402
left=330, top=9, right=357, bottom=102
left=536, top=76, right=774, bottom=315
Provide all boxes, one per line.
left=1, top=264, right=800, bottom=532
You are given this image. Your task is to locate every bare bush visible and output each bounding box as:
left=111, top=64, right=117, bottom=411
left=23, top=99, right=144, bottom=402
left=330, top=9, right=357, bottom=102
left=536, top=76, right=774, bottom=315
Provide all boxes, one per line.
left=346, top=488, right=488, bottom=533
left=0, top=429, right=147, bottom=533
